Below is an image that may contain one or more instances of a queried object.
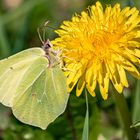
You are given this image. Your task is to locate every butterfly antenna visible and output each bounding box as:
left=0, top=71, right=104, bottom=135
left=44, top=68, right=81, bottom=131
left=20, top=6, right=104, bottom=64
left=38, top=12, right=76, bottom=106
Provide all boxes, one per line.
left=42, top=21, right=49, bottom=42
left=43, top=28, right=46, bottom=43
left=45, top=25, right=56, bottom=30
left=37, top=21, right=56, bottom=45
left=37, top=27, right=44, bottom=44
left=44, top=21, right=56, bottom=30
left=44, top=20, right=50, bottom=26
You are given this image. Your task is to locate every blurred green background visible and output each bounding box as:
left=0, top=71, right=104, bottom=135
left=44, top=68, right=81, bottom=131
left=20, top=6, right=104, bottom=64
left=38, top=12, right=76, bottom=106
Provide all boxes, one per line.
left=0, top=0, right=140, bottom=140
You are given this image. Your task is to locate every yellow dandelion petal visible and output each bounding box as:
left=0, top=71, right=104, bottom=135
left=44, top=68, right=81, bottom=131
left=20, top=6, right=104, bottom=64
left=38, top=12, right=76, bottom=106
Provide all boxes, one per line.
left=76, top=75, right=86, bottom=97
left=85, top=65, right=97, bottom=97
left=67, top=64, right=82, bottom=92
left=52, top=1, right=140, bottom=99
left=134, top=49, right=140, bottom=57
left=122, top=60, right=140, bottom=79
left=117, top=65, right=128, bottom=87
left=97, top=62, right=110, bottom=99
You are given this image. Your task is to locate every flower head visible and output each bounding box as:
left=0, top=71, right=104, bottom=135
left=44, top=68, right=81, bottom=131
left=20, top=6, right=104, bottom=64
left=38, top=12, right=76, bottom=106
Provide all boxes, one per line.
left=53, top=1, right=140, bottom=99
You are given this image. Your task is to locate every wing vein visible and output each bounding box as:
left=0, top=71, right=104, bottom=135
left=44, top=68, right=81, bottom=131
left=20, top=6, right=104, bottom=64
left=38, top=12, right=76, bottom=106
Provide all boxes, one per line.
left=51, top=69, right=57, bottom=95
left=42, top=72, right=48, bottom=100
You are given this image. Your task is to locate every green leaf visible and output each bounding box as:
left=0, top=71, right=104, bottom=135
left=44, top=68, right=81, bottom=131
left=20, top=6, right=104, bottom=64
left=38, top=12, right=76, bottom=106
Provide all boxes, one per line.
left=0, top=48, right=69, bottom=129
left=82, top=89, right=89, bottom=140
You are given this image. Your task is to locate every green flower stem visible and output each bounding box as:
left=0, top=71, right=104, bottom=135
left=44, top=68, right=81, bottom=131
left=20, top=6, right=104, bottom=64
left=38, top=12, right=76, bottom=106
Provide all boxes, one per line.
left=82, top=89, right=89, bottom=140
left=113, top=90, right=135, bottom=140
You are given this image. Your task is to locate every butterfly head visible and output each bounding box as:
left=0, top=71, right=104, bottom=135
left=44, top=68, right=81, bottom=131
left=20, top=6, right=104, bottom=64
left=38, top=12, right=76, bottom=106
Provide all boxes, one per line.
left=42, top=39, right=53, bottom=52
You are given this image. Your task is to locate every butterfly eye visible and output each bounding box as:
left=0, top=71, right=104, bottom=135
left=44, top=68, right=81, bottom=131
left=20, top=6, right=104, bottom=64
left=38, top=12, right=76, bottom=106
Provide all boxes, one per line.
left=42, top=39, right=52, bottom=52
left=42, top=43, right=51, bottom=51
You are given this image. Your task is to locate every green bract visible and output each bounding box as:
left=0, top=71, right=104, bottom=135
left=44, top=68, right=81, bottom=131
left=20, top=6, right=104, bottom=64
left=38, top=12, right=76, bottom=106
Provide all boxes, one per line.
left=0, top=48, right=69, bottom=129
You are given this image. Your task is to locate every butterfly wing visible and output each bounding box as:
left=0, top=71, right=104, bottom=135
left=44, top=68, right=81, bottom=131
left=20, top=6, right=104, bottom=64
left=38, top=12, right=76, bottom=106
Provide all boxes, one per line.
left=0, top=47, right=69, bottom=129
left=0, top=48, right=46, bottom=107
left=12, top=64, right=69, bottom=129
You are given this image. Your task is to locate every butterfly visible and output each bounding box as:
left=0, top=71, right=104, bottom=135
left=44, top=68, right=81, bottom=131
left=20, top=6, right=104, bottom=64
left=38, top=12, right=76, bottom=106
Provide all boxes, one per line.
left=0, top=22, right=69, bottom=129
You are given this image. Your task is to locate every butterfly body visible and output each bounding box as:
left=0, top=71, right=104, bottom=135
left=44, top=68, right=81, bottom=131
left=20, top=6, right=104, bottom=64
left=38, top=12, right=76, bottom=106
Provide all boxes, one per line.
left=42, top=39, right=63, bottom=68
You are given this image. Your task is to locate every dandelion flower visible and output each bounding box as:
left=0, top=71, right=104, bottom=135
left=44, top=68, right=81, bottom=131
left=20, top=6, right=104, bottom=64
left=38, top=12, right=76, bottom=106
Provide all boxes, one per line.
left=53, top=1, right=140, bottom=99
